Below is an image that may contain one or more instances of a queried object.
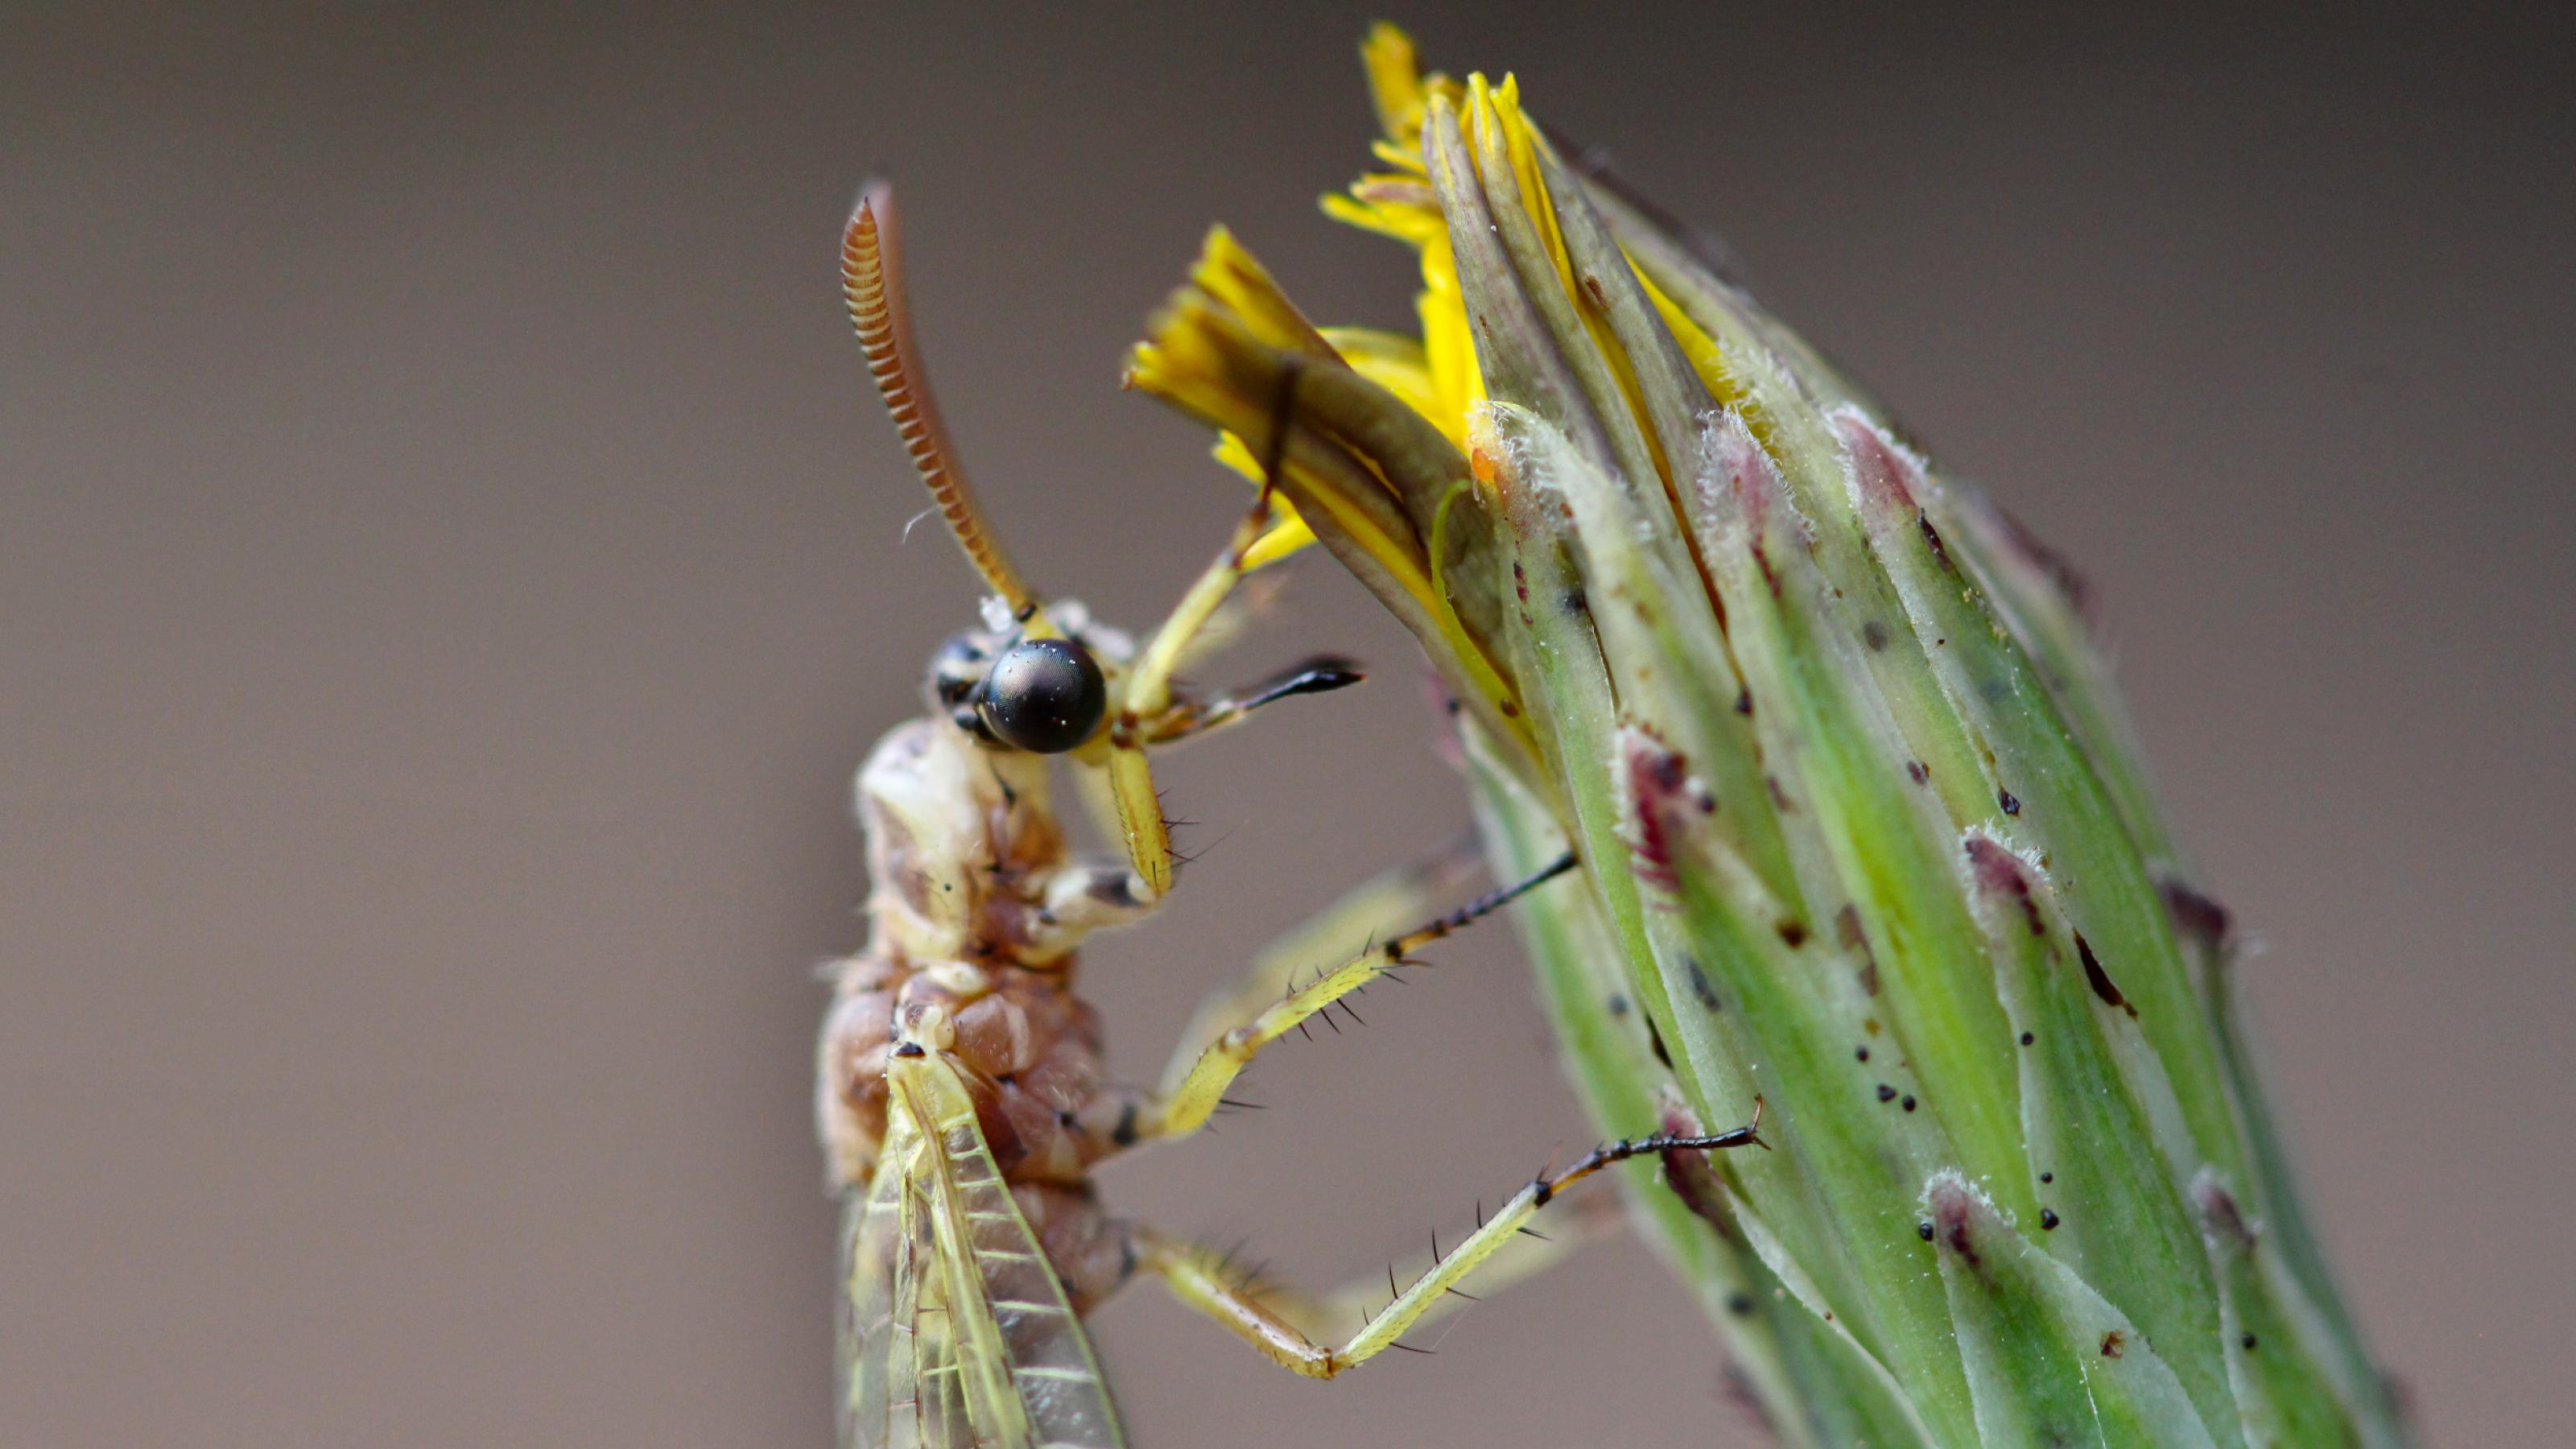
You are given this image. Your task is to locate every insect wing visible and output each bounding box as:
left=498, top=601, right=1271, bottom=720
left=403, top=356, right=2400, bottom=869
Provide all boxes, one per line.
left=840, top=1055, right=1124, bottom=1449
left=840, top=1091, right=946, bottom=1447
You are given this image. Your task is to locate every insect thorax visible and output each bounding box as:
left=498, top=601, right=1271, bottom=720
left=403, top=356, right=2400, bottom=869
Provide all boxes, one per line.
left=820, top=714, right=1153, bottom=1211
left=855, top=716, right=1065, bottom=966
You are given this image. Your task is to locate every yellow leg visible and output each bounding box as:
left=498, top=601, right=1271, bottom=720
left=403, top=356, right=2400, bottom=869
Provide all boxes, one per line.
left=1135, top=1181, right=1624, bottom=1344
left=1137, top=1103, right=1765, bottom=1378
left=1100, top=363, right=1308, bottom=898
left=1145, top=850, right=1577, bottom=1142
left=1137, top=655, right=1364, bottom=746
left=1159, top=834, right=1480, bottom=1096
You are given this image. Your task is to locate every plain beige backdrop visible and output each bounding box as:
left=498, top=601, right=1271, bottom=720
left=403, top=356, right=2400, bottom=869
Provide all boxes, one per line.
left=6, top=3, right=2569, bottom=1445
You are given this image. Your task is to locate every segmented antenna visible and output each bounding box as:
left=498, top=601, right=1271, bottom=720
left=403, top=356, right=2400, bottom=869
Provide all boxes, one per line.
left=840, top=182, right=1038, bottom=616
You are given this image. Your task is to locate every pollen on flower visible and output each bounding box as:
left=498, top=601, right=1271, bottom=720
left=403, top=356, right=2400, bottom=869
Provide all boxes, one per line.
left=1465, top=406, right=1510, bottom=490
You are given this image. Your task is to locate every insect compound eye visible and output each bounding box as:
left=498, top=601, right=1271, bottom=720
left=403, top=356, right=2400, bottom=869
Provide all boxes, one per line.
left=927, top=631, right=989, bottom=710
left=976, top=637, right=1107, bottom=754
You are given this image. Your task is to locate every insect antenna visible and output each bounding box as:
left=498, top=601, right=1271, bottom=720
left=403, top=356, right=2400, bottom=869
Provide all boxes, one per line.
left=840, top=181, right=1040, bottom=618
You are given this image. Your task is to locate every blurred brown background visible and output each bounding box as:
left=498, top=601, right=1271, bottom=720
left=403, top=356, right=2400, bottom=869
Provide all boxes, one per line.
left=5, top=2, right=2568, bottom=1444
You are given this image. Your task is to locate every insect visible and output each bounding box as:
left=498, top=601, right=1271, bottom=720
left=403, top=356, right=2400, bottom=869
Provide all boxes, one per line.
left=819, top=182, right=1768, bottom=1449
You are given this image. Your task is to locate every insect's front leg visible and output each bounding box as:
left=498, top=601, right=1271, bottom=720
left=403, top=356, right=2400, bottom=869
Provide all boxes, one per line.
left=1096, top=365, right=1314, bottom=898
left=1019, top=861, right=1162, bottom=964
left=1134, top=655, right=1364, bottom=746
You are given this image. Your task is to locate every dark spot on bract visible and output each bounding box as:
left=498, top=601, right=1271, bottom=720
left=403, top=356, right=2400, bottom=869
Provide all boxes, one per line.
left=1964, top=836, right=2044, bottom=935
left=1776, top=919, right=1808, bottom=948
left=2020, top=1031, right=2035, bottom=1046
left=1855, top=1046, right=1870, bottom=1063
left=1941, top=1208, right=1979, bottom=1265
left=1836, top=905, right=1880, bottom=995
left=1998, top=787, right=2021, bottom=815
left=1876, top=1084, right=1897, bottom=1103
left=2040, top=1171, right=2054, bottom=1184
left=1726, top=1293, right=1755, bottom=1317
left=2040, top=1208, right=2061, bottom=1231
left=2101, top=1330, right=2126, bottom=1358
left=1607, top=993, right=1630, bottom=1017
left=2159, top=876, right=2235, bottom=952
left=1995, top=506, right=2097, bottom=619
left=1917, top=1221, right=1934, bottom=1241
left=2198, top=1182, right=2255, bottom=1249
left=2242, top=1333, right=2260, bottom=1351
left=1906, top=759, right=1929, bottom=785
left=2077, top=933, right=2134, bottom=1015
left=1901, top=1095, right=1917, bottom=1113
left=1688, top=960, right=1720, bottom=1012
left=1862, top=619, right=1889, bottom=651
left=1733, top=688, right=1753, bottom=716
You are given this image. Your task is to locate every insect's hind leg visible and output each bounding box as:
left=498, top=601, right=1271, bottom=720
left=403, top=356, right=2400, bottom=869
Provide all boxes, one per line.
left=1137, top=848, right=1579, bottom=1146
left=1131, top=1106, right=1765, bottom=1378
left=1128, top=1184, right=1625, bottom=1348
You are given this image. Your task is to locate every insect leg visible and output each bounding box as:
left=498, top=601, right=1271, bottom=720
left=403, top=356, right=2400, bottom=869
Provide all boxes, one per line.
left=1141, top=849, right=1576, bottom=1144
left=1116, top=1183, right=1621, bottom=1337
left=1133, top=1104, right=1763, bottom=1378
left=1099, top=363, right=1307, bottom=898
left=1136, top=654, right=1364, bottom=746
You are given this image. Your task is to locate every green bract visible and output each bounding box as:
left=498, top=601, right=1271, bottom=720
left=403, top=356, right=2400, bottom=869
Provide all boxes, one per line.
left=1129, top=27, right=2410, bottom=1447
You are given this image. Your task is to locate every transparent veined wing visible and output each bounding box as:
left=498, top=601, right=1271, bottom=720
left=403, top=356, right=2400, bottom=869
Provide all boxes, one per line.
left=840, top=1088, right=938, bottom=1447
left=840, top=1052, right=1124, bottom=1449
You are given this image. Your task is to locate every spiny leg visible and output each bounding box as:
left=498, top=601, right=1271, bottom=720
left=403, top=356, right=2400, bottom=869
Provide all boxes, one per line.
left=1136, top=1104, right=1765, bottom=1379
left=1064, top=647, right=1360, bottom=892
left=1098, top=361, right=1308, bottom=897
left=1141, top=849, right=1577, bottom=1143
left=1139, top=654, right=1364, bottom=746
left=1158, top=834, right=1482, bottom=1097
left=1127, top=1182, right=1624, bottom=1351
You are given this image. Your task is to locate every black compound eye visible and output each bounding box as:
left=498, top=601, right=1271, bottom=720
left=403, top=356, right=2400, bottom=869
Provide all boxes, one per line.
left=976, top=638, right=1107, bottom=753
left=927, top=632, right=989, bottom=709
